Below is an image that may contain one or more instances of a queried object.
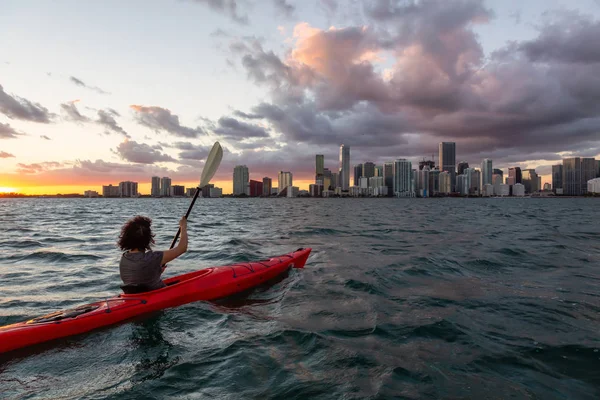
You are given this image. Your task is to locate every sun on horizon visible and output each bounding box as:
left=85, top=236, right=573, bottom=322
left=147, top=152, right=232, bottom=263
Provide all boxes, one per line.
left=0, top=187, right=18, bottom=193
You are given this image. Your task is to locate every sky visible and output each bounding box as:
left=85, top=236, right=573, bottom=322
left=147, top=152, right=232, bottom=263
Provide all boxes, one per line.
left=1, top=0, right=600, bottom=194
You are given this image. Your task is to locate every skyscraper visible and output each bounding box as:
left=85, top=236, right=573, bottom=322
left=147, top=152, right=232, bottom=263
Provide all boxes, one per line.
left=508, top=167, right=522, bottom=184
left=353, top=164, right=362, bottom=186
left=439, top=142, right=456, bottom=191
left=375, top=165, right=383, bottom=177
left=493, top=168, right=503, bottom=181
left=522, top=169, right=539, bottom=193
left=233, top=165, right=249, bottom=196
left=481, top=159, right=493, bottom=187
left=119, top=181, right=138, bottom=197
left=582, top=158, right=597, bottom=193
left=552, top=165, right=563, bottom=194
left=161, top=177, right=172, bottom=197
left=316, top=155, right=324, bottom=175
left=262, top=177, right=272, bottom=196
left=439, top=171, right=451, bottom=194
left=362, top=162, right=375, bottom=179
left=151, top=176, right=161, bottom=197
left=249, top=180, right=263, bottom=197
left=383, top=162, right=394, bottom=196
left=393, top=159, right=412, bottom=197
left=339, top=144, right=350, bottom=191
left=278, top=171, right=293, bottom=194
left=562, top=158, right=581, bottom=195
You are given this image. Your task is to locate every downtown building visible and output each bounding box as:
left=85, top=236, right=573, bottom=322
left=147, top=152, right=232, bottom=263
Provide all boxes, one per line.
left=262, top=177, right=272, bottom=197
left=439, top=142, right=456, bottom=191
left=393, top=159, right=414, bottom=197
left=151, top=176, right=161, bottom=197
left=481, top=159, right=493, bottom=188
left=561, top=157, right=598, bottom=195
left=161, top=177, right=172, bottom=197
left=233, top=165, right=249, bottom=196
left=278, top=171, right=293, bottom=196
left=119, top=181, right=138, bottom=197
left=339, top=144, right=350, bottom=191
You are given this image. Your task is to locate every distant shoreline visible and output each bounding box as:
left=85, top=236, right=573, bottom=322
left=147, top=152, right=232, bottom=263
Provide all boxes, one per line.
left=0, top=195, right=597, bottom=199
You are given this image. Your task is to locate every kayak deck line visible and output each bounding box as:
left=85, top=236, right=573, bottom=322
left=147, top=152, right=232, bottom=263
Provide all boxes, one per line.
left=0, top=248, right=312, bottom=354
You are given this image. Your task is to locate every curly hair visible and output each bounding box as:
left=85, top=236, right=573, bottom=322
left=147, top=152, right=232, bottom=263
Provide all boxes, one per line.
left=118, top=215, right=156, bottom=251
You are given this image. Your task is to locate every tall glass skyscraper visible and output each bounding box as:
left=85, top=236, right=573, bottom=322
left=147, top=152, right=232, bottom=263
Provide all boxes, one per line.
left=383, top=162, right=394, bottom=196
left=151, top=176, right=161, bottom=197
left=481, top=159, right=493, bottom=187
left=339, top=144, right=350, bottom=191
left=439, top=142, right=456, bottom=191
left=393, top=159, right=412, bottom=196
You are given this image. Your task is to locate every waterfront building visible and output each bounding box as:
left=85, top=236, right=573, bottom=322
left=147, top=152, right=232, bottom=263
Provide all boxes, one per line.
left=481, top=159, right=493, bottom=188
left=439, top=142, right=456, bottom=191
left=233, top=165, right=250, bottom=196
left=102, top=184, right=120, bottom=198
left=262, top=177, right=272, bottom=196
left=393, top=159, right=413, bottom=197
left=151, top=176, right=161, bottom=197
left=160, top=177, right=171, bottom=197
left=169, top=185, right=184, bottom=197
left=339, top=144, right=350, bottom=191
left=513, top=183, right=525, bottom=196
left=249, top=180, right=263, bottom=197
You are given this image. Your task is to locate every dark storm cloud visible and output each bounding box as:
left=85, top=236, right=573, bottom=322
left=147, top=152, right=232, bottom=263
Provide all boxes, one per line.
left=115, top=140, right=176, bottom=164
left=221, top=1, right=600, bottom=173
left=190, top=0, right=249, bottom=24
left=519, top=12, right=600, bottom=63
left=0, top=84, right=53, bottom=123
left=213, top=116, right=270, bottom=138
left=273, top=0, right=295, bottom=18
left=130, top=105, right=204, bottom=138
left=97, top=109, right=129, bottom=138
left=69, top=76, right=110, bottom=95
left=0, top=122, right=24, bottom=139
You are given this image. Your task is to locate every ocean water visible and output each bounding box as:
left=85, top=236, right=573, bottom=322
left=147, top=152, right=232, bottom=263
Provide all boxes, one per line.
left=0, top=197, right=599, bottom=399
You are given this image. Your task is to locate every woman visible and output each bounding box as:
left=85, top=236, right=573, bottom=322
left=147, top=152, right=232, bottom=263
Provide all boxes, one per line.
left=118, top=215, right=188, bottom=293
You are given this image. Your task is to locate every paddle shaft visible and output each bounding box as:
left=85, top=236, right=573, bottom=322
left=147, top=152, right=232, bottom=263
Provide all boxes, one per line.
left=169, top=186, right=201, bottom=249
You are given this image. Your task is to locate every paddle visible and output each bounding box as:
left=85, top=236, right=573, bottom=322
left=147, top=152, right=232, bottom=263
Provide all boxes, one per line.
left=168, top=141, right=223, bottom=250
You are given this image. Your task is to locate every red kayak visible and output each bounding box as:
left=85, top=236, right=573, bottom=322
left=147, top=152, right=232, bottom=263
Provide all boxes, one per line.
left=0, top=248, right=311, bottom=354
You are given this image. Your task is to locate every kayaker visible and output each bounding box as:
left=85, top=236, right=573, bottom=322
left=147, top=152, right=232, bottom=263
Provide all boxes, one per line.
left=118, top=215, right=188, bottom=292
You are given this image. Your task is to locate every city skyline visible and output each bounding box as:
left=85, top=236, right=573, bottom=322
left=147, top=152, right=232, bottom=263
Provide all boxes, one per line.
left=2, top=1, right=600, bottom=195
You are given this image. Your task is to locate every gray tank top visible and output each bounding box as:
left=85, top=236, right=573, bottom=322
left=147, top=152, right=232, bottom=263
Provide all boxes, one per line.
left=119, top=250, right=166, bottom=291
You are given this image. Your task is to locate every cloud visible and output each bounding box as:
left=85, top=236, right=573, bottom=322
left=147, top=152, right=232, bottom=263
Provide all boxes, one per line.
left=97, top=109, right=129, bottom=138
left=0, top=122, right=25, bottom=139
left=0, top=151, right=14, bottom=158
left=60, top=101, right=91, bottom=123
left=40, top=135, right=51, bottom=140
left=17, top=161, right=63, bottom=174
left=115, top=140, right=177, bottom=164
left=220, top=2, right=600, bottom=173
left=0, top=84, right=53, bottom=123
left=168, top=141, right=211, bottom=160
left=69, top=76, right=110, bottom=95
left=273, top=0, right=295, bottom=18
left=130, top=105, right=204, bottom=138
left=190, top=0, right=249, bottom=24
left=213, top=116, right=270, bottom=138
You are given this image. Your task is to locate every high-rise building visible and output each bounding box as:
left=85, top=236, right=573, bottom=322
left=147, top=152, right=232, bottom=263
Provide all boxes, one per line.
left=383, top=162, right=394, bottom=196
left=439, top=142, right=456, bottom=191
left=353, top=164, right=363, bottom=186
left=119, top=181, right=138, bottom=197
left=278, top=171, right=293, bottom=195
left=493, top=168, right=503, bottom=181
left=508, top=167, right=522, bottom=184
left=170, top=185, right=185, bottom=197
left=262, top=177, right=272, bottom=196
left=323, top=168, right=332, bottom=190
left=417, top=167, right=430, bottom=197
left=481, top=159, right=493, bottom=188
left=513, top=183, right=525, bottom=197
left=161, top=177, right=172, bottom=197
left=233, top=165, right=249, bottom=196
left=102, top=184, right=120, bottom=197
left=339, top=144, right=350, bottom=191
left=457, top=161, right=469, bottom=176
left=393, top=159, right=412, bottom=197
left=151, top=176, right=161, bottom=197
left=439, top=171, right=451, bottom=194
left=522, top=169, right=539, bottom=193
left=201, top=184, right=214, bottom=198
left=429, top=169, right=440, bottom=196
left=249, top=180, right=263, bottom=197
left=582, top=158, right=597, bottom=193
left=456, top=174, right=467, bottom=196
left=375, top=165, right=383, bottom=177
left=492, top=174, right=502, bottom=196
left=597, top=160, right=600, bottom=177
left=562, top=158, right=581, bottom=196
left=552, top=164, right=563, bottom=194
left=316, top=155, right=324, bottom=175
left=362, top=162, right=375, bottom=179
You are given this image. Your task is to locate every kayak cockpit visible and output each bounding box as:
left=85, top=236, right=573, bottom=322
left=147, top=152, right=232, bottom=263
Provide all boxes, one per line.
left=120, top=268, right=214, bottom=296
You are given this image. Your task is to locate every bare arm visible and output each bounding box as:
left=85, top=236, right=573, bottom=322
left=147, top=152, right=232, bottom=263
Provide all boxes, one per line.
left=161, top=216, right=188, bottom=268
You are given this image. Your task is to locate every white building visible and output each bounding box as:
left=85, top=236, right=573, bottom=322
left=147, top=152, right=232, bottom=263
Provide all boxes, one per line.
left=209, top=187, right=223, bottom=198
left=286, top=185, right=299, bottom=197
left=233, top=165, right=250, bottom=196
left=513, top=183, right=525, bottom=197
left=497, top=184, right=510, bottom=196
left=119, top=181, right=138, bottom=197
left=160, top=177, right=172, bottom=197
left=349, top=186, right=360, bottom=197
left=439, top=171, right=451, bottom=194
left=393, top=159, right=413, bottom=197
left=151, top=176, right=161, bottom=197
left=84, top=190, right=99, bottom=198
left=278, top=171, right=292, bottom=195
left=588, top=178, right=600, bottom=193
left=481, top=159, right=493, bottom=188
left=482, top=184, right=494, bottom=197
